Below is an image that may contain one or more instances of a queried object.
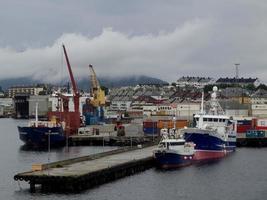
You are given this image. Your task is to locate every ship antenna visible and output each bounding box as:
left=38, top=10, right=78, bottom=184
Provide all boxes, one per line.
left=198, top=91, right=204, bottom=129
left=201, top=91, right=204, bottom=114
left=35, top=102, right=39, bottom=127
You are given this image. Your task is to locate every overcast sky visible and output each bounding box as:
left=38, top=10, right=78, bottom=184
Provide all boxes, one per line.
left=0, top=0, right=267, bottom=83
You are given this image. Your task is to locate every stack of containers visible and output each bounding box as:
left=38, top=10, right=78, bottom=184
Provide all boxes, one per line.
left=255, top=118, right=267, bottom=130
left=246, top=130, right=265, bottom=138
left=236, top=119, right=253, bottom=134
left=143, top=121, right=158, bottom=136
left=157, top=120, right=188, bottom=130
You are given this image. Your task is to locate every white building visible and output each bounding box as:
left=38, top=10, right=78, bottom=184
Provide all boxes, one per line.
left=176, top=76, right=215, bottom=88
left=175, top=103, right=201, bottom=120
left=251, top=89, right=267, bottom=117
left=143, top=105, right=158, bottom=116
left=8, top=85, right=44, bottom=98
left=0, top=98, right=13, bottom=116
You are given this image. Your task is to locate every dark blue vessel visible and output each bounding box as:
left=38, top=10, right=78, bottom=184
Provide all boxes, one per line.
left=18, top=103, right=66, bottom=147
left=18, top=125, right=65, bottom=147
left=181, top=87, right=236, bottom=161
left=153, top=130, right=195, bottom=169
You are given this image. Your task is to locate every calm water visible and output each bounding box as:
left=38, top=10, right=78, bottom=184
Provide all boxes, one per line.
left=1, top=118, right=267, bottom=200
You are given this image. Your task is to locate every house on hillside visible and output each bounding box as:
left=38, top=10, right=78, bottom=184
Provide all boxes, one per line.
left=176, top=76, right=215, bottom=88
left=220, top=87, right=252, bottom=104
left=216, top=77, right=260, bottom=87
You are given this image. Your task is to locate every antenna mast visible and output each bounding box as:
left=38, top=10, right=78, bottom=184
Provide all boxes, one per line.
left=235, top=63, right=240, bottom=80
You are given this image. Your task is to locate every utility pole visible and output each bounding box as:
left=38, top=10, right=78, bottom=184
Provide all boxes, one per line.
left=235, top=63, right=240, bottom=80
left=234, top=63, right=240, bottom=117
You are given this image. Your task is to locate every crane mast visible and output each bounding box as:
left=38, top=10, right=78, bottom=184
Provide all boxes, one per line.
left=89, top=64, right=100, bottom=91
left=62, top=44, right=80, bottom=113
left=88, top=64, right=105, bottom=107
left=48, top=45, right=81, bottom=135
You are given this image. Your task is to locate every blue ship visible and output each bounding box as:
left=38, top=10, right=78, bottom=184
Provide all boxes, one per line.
left=18, top=124, right=65, bottom=147
left=17, top=103, right=66, bottom=147
left=153, top=129, right=195, bottom=169
left=181, top=86, right=236, bottom=160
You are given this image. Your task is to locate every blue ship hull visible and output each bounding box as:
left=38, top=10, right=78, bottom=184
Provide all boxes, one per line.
left=184, top=131, right=236, bottom=160
left=18, top=126, right=66, bottom=147
left=154, top=151, right=194, bottom=169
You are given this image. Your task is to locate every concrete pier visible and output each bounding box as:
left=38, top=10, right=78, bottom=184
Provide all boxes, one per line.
left=69, top=135, right=155, bottom=146
left=14, top=145, right=156, bottom=193
left=236, top=137, right=267, bottom=147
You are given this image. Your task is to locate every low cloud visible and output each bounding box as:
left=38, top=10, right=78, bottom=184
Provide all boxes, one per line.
left=0, top=17, right=267, bottom=84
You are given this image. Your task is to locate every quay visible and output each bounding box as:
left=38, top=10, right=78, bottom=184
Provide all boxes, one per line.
left=14, top=145, right=156, bottom=193
left=69, top=135, right=155, bottom=146
left=236, top=137, right=267, bottom=147
left=69, top=134, right=267, bottom=147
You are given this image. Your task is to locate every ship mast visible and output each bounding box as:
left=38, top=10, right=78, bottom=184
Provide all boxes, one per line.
left=198, top=91, right=204, bottom=129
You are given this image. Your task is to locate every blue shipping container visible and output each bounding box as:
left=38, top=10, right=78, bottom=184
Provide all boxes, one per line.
left=143, top=127, right=158, bottom=135
left=246, top=130, right=265, bottom=138
left=84, top=113, right=99, bottom=125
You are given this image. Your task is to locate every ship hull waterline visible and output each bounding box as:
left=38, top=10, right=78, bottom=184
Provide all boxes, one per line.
left=154, top=151, right=194, bottom=169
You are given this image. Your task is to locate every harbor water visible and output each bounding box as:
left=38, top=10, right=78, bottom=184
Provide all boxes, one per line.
left=1, top=118, right=267, bottom=200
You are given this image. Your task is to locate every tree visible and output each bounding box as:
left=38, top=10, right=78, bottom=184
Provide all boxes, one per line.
left=244, top=84, right=256, bottom=91
left=204, top=85, right=214, bottom=93
left=257, top=84, right=267, bottom=90
left=171, top=82, right=177, bottom=87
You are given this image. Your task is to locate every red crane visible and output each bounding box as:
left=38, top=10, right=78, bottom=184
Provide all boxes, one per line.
left=62, top=44, right=79, bottom=113
left=48, top=45, right=81, bottom=135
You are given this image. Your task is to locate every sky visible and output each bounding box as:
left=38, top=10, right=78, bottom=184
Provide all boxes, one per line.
left=0, top=0, right=267, bottom=84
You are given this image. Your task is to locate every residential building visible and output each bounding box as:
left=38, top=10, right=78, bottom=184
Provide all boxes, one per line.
left=176, top=76, right=215, bottom=88
left=251, top=89, right=267, bottom=117
left=216, top=77, right=260, bottom=87
left=8, top=85, right=44, bottom=98
left=220, top=87, right=251, bottom=104
left=0, top=98, right=14, bottom=117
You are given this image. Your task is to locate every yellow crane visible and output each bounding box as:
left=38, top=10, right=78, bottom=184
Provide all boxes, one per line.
left=88, top=64, right=106, bottom=107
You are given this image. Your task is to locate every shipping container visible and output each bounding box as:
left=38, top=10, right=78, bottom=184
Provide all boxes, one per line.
left=84, top=113, right=99, bottom=125
left=143, top=121, right=157, bottom=128
left=143, top=127, right=158, bottom=135
left=237, top=120, right=252, bottom=125
left=246, top=130, right=265, bottom=138
left=255, top=118, right=267, bottom=130
left=157, top=120, right=188, bottom=129
left=237, top=124, right=252, bottom=133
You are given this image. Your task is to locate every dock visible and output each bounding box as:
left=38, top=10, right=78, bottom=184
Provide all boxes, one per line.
left=236, top=137, right=267, bottom=147
left=14, top=145, right=156, bottom=193
left=69, top=135, right=155, bottom=146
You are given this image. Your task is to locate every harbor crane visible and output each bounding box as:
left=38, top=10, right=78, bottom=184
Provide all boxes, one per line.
left=48, top=45, right=81, bottom=135
left=88, top=64, right=105, bottom=107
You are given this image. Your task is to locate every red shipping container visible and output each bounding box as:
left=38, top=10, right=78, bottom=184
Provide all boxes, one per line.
left=237, top=124, right=252, bottom=133
left=143, top=121, right=157, bottom=128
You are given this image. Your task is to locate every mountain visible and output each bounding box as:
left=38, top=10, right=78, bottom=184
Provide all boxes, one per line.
left=0, top=75, right=168, bottom=91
